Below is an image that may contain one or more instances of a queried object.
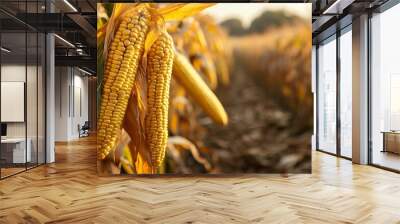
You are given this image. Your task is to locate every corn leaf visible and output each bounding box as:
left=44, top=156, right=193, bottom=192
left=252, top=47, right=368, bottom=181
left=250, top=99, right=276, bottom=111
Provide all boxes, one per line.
left=168, top=136, right=212, bottom=172
left=159, top=3, right=215, bottom=22
left=142, top=27, right=162, bottom=66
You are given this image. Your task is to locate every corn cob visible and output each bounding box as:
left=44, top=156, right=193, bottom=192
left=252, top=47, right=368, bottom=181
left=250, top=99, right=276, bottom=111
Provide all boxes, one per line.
left=145, top=31, right=175, bottom=168
left=98, top=7, right=151, bottom=160
left=173, top=51, right=228, bottom=126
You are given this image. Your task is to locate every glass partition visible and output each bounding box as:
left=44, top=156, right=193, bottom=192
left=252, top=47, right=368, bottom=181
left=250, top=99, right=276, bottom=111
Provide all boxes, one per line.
left=0, top=31, right=27, bottom=177
left=339, top=27, right=352, bottom=158
left=38, top=32, right=45, bottom=165
left=317, top=35, right=337, bottom=154
left=27, top=31, right=38, bottom=169
left=371, top=3, right=400, bottom=171
left=312, top=45, right=316, bottom=151
left=0, top=1, right=46, bottom=179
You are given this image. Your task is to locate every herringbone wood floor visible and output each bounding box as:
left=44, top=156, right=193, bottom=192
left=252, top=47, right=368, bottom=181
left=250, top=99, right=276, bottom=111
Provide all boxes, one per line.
left=0, top=136, right=399, bottom=223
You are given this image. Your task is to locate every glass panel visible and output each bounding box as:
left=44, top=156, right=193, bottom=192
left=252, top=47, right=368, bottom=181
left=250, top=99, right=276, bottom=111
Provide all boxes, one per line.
left=26, top=0, right=38, bottom=169
left=0, top=0, right=28, bottom=177
left=317, top=36, right=337, bottom=154
left=371, top=4, right=400, bottom=171
left=1, top=30, right=27, bottom=177
left=27, top=31, right=38, bottom=169
left=38, top=32, right=45, bottom=165
left=0, top=0, right=46, bottom=178
left=339, top=28, right=352, bottom=158
left=312, top=45, right=317, bottom=151
left=36, top=0, right=46, bottom=165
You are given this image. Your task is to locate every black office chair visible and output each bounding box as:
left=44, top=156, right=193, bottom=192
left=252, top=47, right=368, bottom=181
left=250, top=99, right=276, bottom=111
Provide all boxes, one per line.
left=79, top=121, right=90, bottom=138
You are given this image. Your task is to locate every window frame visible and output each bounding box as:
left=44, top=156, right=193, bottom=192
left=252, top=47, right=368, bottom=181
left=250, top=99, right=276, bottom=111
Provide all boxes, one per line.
left=315, top=22, right=353, bottom=160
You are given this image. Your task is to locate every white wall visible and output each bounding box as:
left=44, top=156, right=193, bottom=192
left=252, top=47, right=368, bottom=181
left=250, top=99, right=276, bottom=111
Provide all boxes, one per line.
left=55, top=67, right=89, bottom=141
left=55, top=66, right=70, bottom=141
left=72, top=73, right=89, bottom=138
left=1, top=65, right=37, bottom=138
left=1, top=65, right=26, bottom=139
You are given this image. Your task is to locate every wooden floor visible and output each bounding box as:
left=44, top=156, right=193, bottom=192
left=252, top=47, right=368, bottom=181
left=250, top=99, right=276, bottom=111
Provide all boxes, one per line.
left=1, top=167, right=26, bottom=178
left=0, top=136, right=400, bottom=223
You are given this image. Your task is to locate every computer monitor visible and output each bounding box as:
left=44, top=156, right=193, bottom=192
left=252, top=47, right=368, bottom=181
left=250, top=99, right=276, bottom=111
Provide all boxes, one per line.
left=1, top=123, right=7, bottom=137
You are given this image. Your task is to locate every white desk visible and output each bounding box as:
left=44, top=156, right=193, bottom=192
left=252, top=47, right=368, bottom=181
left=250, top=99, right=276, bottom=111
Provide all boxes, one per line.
left=1, top=138, right=31, bottom=163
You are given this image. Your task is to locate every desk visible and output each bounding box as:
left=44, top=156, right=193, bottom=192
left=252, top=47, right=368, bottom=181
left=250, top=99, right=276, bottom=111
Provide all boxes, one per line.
left=1, top=138, right=31, bottom=164
left=382, top=131, right=400, bottom=154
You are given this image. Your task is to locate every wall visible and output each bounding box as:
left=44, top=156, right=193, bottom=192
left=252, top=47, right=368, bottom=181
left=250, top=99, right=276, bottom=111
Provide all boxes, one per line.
left=55, top=66, right=70, bottom=141
left=55, top=66, right=89, bottom=141
left=1, top=64, right=25, bottom=138
left=1, top=64, right=43, bottom=138
left=70, top=71, right=89, bottom=138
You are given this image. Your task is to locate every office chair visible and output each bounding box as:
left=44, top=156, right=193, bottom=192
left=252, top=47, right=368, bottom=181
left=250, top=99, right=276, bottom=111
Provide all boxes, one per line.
left=79, top=121, right=90, bottom=138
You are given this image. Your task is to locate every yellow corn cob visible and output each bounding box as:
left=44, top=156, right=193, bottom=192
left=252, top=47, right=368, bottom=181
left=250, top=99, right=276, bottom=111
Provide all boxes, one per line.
left=173, top=51, right=228, bottom=126
left=145, top=31, right=174, bottom=168
left=98, top=7, right=151, bottom=160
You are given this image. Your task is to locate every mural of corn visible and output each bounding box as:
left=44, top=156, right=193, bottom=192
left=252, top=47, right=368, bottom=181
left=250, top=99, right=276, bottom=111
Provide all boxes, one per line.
left=97, top=3, right=232, bottom=174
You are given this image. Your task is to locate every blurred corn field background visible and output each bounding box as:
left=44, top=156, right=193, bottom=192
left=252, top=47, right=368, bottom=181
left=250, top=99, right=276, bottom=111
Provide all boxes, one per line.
left=203, top=24, right=312, bottom=173
left=97, top=3, right=312, bottom=175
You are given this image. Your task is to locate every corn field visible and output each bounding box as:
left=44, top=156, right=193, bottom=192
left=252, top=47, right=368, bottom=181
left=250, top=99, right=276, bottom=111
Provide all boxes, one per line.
left=97, top=3, right=312, bottom=175
left=203, top=23, right=312, bottom=173
left=231, top=24, right=312, bottom=132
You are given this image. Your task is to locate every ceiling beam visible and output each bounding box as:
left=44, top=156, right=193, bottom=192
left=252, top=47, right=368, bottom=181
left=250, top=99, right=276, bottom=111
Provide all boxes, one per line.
left=66, top=13, right=96, bottom=46
left=55, top=55, right=96, bottom=72
left=323, top=0, right=356, bottom=14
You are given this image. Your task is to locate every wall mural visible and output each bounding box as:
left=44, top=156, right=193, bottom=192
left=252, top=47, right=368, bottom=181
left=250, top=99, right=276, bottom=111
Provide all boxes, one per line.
left=97, top=3, right=312, bottom=175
